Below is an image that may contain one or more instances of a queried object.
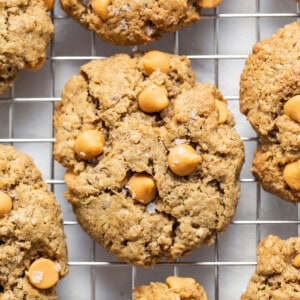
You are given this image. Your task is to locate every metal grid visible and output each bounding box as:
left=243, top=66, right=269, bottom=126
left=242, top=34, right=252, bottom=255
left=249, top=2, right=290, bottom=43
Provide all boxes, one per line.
left=0, top=1, right=299, bottom=299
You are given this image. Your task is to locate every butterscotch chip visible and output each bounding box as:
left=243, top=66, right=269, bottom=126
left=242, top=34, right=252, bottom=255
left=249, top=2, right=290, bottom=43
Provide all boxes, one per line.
left=0, top=191, right=12, bottom=217
left=166, top=276, right=196, bottom=290
left=138, top=84, right=169, bottom=113
left=293, top=253, right=300, bottom=268
left=215, top=99, right=228, bottom=124
left=43, top=0, right=55, bottom=10
left=90, top=0, right=111, bottom=20
left=284, top=95, right=300, bottom=124
left=74, top=129, right=105, bottom=159
left=283, top=160, right=300, bottom=191
left=240, top=22, right=300, bottom=203
left=0, top=145, right=68, bottom=299
left=134, top=276, right=208, bottom=300
left=167, top=144, right=202, bottom=176
left=59, top=0, right=222, bottom=45
left=28, top=258, right=59, bottom=289
left=241, top=235, right=300, bottom=299
left=0, top=1, right=53, bottom=95
left=128, top=173, right=157, bottom=204
left=54, top=51, right=244, bottom=267
left=142, top=51, right=171, bottom=75
left=197, top=0, right=223, bottom=8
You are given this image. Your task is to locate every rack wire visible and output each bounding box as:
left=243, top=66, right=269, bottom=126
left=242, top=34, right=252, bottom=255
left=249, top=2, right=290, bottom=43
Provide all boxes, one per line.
left=0, top=1, right=299, bottom=299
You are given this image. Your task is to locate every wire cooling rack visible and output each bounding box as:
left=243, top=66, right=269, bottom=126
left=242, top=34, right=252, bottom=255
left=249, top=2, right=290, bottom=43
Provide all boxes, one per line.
left=0, top=1, right=299, bottom=299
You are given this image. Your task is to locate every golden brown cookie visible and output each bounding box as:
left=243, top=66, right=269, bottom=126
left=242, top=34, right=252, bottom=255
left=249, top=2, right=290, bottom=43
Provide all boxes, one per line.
left=240, top=22, right=300, bottom=203
left=133, top=276, right=208, bottom=300
left=54, top=51, right=244, bottom=267
left=59, top=0, right=222, bottom=45
left=0, top=0, right=54, bottom=95
left=241, top=235, right=300, bottom=300
left=0, top=145, right=68, bottom=299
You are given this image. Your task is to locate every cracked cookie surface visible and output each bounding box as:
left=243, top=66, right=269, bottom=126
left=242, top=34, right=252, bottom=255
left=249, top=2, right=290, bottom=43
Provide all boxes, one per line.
left=0, top=0, right=54, bottom=95
left=0, top=145, right=68, bottom=299
left=60, top=0, right=222, bottom=45
left=241, top=235, right=300, bottom=300
left=54, top=52, right=244, bottom=267
left=240, top=22, right=300, bottom=203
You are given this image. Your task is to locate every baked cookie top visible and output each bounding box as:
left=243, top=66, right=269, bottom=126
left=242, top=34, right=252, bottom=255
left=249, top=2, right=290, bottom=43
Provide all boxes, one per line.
left=54, top=51, right=244, bottom=267
left=241, top=235, right=300, bottom=300
left=0, top=0, right=54, bottom=95
left=0, top=145, right=68, bottom=299
left=240, top=22, right=300, bottom=139
left=240, top=22, right=300, bottom=203
left=133, top=276, right=208, bottom=300
left=60, top=0, right=222, bottom=45
left=252, top=143, right=300, bottom=203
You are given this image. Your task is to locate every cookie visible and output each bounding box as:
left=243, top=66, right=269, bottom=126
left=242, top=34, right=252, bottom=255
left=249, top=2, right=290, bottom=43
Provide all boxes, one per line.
left=240, top=22, right=300, bottom=203
left=0, top=145, right=68, bottom=299
left=133, top=276, right=208, bottom=300
left=54, top=51, right=244, bottom=267
left=241, top=235, right=300, bottom=299
left=59, top=0, right=222, bottom=45
left=0, top=0, right=54, bottom=95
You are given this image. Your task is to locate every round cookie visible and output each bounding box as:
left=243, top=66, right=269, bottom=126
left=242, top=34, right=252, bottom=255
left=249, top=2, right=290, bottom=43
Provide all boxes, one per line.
left=133, top=276, right=208, bottom=300
left=0, top=0, right=54, bottom=95
left=241, top=235, right=300, bottom=299
left=54, top=51, right=244, bottom=267
left=0, top=145, right=68, bottom=299
left=59, top=0, right=222, bottom=45
left=240, top=22, right=300, bottom=203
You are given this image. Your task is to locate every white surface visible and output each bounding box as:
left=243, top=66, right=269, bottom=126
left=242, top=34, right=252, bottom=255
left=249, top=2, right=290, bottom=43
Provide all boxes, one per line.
left=0, top=1, right=299, bottom=299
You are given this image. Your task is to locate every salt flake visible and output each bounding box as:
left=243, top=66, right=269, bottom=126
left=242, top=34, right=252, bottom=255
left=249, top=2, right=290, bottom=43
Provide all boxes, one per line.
left=32, top=271, right=43, bottom=283
left=121, top=5, right=131, bottom=12
left=146, top=203, right=156, bottom=214
left=173, top=138, right=186, bottom=146
left=79, top=152, right=87, bottom=158
left=10, top=191, right=17, bottom=199
left=145, top=26, right=154, bottom=37
left=190, top=108, right=197, bottom=118
left=55, top=263, right=62, bottom=272
left=118, top=19, right=128, bottom=30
